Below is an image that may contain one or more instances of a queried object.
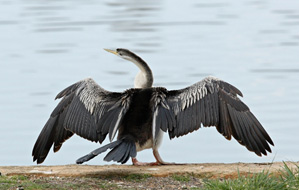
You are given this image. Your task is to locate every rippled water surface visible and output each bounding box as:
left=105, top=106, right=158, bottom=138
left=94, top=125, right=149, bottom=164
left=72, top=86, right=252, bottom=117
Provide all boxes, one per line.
left=1, top=0, right=299, bottom=166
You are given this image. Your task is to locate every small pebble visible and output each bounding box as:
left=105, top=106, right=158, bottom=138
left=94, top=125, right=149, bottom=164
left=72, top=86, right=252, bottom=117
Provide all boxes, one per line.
left=147, top=168, right=159, bottom=171
left=17, top=186, right=24, bottom=190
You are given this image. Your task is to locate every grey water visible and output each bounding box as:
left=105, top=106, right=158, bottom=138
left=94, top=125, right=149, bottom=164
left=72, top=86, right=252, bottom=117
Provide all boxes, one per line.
left=1, top=0, right=299, bottom=166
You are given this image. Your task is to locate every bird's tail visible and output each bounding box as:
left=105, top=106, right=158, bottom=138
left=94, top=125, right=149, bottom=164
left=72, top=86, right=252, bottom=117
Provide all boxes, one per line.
left=76, top=137, right=137, bottom=164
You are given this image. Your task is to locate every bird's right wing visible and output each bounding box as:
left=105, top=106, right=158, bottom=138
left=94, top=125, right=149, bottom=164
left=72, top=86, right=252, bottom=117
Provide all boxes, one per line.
left=152, top=76, right=274, bottom=156
left=32, top=78, right=133, bottom=164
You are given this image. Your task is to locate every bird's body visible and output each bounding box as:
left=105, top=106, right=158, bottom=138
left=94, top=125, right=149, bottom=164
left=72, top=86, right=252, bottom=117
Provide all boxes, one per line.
left=118, top=88, right=155, bottom=151
left=32, top=48, right=274, bottom=165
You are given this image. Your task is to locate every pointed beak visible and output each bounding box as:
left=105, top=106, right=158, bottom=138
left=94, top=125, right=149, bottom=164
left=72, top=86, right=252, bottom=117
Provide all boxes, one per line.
left=104, top=48, right=118, bottom=55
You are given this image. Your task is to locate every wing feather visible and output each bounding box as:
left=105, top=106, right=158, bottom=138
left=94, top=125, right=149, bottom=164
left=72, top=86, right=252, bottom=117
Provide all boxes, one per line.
left=53, top=106, right=74, bottom=152
left=32, top=78, right=132, bottom=164
left=155, top=76, right=273, bottom=156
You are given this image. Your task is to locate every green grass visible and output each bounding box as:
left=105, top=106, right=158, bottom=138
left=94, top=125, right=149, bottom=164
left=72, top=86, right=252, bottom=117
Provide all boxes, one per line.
left=172, top=174, right=191, bottom=182
left=0, top=175, right=53, bottom=190
left=0, top=175, right=98, bottom=190
left=203, top=162, right=299, bottom=190
left=122, top=173, right=152, bottom=182
left=203, top=171, right=284, bottom=190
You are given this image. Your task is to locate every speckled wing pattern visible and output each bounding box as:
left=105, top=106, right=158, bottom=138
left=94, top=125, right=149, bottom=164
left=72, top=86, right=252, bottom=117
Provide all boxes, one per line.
left=32, top=78, right=132, bottom=164
left=152, top=76, right=274, bottom=156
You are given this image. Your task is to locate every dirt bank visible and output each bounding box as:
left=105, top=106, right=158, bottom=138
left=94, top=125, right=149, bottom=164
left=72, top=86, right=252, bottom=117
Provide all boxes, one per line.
left=1, top=162, right=298, bottom=179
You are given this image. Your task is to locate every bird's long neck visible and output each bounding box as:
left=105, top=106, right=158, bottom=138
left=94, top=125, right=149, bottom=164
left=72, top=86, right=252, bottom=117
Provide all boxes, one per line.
left=131, top=57, right=153, bottom=88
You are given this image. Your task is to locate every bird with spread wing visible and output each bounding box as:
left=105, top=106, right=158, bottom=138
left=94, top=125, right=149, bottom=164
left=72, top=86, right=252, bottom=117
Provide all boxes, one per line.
left=32, top=48, right=274, bottom=165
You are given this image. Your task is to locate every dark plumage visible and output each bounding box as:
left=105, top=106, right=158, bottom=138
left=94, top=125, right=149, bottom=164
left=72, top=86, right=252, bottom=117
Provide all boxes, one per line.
left=32, top=48, right=274, bottom=165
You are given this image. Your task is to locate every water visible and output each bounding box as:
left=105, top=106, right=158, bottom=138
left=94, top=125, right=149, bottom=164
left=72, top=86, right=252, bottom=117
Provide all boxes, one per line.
left=1, top=0, right=299, bottom=166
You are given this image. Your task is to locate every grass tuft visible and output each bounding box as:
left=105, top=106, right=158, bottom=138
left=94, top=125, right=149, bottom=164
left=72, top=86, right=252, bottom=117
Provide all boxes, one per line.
left=278, top=161, right=299, bottom=188
left=203, top=162, right=299, bottom=190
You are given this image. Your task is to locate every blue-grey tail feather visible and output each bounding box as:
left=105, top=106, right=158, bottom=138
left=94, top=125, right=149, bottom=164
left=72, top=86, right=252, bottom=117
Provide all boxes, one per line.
left=76, top=137, right=136, bottom=164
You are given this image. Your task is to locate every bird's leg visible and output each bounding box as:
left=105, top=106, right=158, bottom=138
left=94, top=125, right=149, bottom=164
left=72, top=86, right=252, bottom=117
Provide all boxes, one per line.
left=152, top=149, right=176, bottom=165
left=131, top=157, right=153, bottom=166
left=131, top=149, right=176, bottom=166
left=131, top=156, right=161, bottom=166
left=132, top=157, right=163, bottom=166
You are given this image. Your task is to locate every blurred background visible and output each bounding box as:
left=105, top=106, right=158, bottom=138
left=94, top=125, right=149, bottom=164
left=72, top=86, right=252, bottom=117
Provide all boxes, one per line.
left=0, top=0, right=298, bottom=166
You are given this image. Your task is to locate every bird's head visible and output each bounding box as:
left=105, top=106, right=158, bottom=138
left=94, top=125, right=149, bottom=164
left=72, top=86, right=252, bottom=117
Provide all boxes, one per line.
left=104, top=48, right=153, bottom=88
left=104, top=48, right=141, bottom=63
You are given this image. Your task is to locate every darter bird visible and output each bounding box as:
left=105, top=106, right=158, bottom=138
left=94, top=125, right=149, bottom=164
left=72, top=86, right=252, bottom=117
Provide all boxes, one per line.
left=32, top=48, right=274, bottom=165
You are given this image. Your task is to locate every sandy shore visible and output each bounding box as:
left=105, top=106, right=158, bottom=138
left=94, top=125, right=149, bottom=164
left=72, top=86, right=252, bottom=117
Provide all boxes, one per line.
left=1, top=162, right=298, bottom=179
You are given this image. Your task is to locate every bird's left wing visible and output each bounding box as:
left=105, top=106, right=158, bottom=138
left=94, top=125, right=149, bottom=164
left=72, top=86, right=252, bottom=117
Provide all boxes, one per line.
left=32, top=78, right=133, bottom=164
left=55, top=78, right=133, bottom=143
left=152, top=76, right=274, bottom=156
